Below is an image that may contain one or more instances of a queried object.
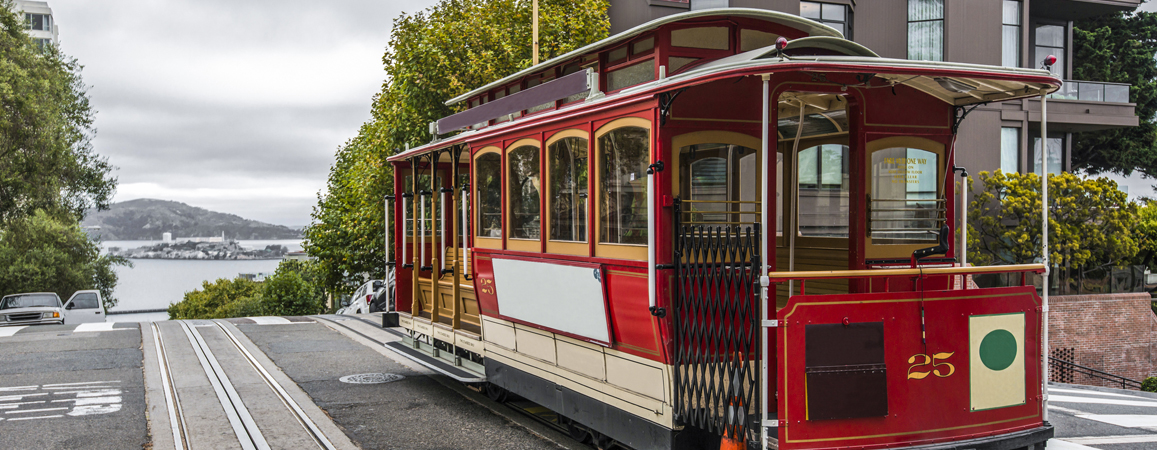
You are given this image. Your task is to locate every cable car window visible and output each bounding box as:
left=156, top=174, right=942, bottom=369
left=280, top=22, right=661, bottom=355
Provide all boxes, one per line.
left=549, top=137, right=588, bottom=242
left=671, top=27, right=729, bottom=50
left=475, top=153, right=502, bottom=238
left=870, top=147, right=940, bottom=243
left=797, top=144, right=849, bottom=237
left=508, top=145, right=541, bottom=240
left=679, top=143, right=759, bottom=226
left=607, top=60, right=656, bottom=92
left=741, top=29, right=778, bottom=52
left=598, top=126, right=649, bottom=245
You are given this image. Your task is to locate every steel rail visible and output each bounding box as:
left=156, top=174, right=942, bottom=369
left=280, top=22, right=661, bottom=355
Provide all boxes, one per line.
left=214, top=321, right=337, bottom=450
left=178, top=321, right=270, bottom=450
left=152, top=323, right=189, bottom=450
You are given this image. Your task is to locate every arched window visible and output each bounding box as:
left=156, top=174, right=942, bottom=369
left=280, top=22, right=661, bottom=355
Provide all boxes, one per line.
left=597, top=125, right=649, bottom=248
left=548, top=135, right=588, bottom=245
left=507, top=143, right=541, bottom=243
left=868, top=138, right=944, bottom=246
left=474, top=151, right=502, bottom=246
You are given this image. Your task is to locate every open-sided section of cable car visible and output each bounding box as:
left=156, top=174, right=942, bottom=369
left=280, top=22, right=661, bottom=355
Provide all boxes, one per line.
left=380, top=7, right=1064, bottom=450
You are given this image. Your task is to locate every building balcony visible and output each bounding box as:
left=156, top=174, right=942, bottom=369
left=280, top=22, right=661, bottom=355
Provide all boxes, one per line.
left=1048, top=80, right=1131, bottom=103
left=1032, top=0, right=1141, bottom=20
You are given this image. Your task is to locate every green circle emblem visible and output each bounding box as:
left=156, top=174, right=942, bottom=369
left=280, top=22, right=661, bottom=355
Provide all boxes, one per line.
left=979, top=329, right=1018, bottom=371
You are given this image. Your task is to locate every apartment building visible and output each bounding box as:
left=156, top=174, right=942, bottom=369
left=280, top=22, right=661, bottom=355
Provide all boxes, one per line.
left=609, top=0, right=1140, bottom=180
left=15, top=0, right=58, bottom=48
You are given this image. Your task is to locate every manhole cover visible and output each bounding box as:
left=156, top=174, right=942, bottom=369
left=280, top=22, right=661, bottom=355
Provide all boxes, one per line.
left=339, top=373, right=403, bottom=384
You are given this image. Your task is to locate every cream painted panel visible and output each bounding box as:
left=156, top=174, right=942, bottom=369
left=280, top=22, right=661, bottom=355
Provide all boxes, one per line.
left=413, top=319, right=434, bottom=337
left=399, top=314, right=414, bottom=330
left=515, top=325, right=557, bottom=364
left=482, top=318, right=516, bottom=350
left=491, top=258, right=610, bottom=343
left=433, top=325, right=455, bottom=343
left=556, top=340, right=606, bottom=381
left=606, top=354, right=666, bottom=401
left=455, top=334, right=484, bottom=353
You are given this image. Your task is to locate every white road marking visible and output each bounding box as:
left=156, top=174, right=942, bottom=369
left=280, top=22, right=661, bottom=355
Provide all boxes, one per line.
left=73, top=323, right=119, bottom=332
left=248, top=316, right=292, bottom=325
left=43, top=386, right=115, bottom=390
left=1075, top=414, right=1157, bottom=428
left=0, top=393, right=47, bottom=402
left=1049, top=394, right=1157, bottom=408
left=1050, top=387, right=1151, bottom=400
left=1048, top=439, right=1103, bottom=449
left=1049, top=404, right=1091, bottom=415
left=42, top=381, right=120, bottom=388
left=0, top=327, right=26, bottom=337
left=0, top=386, right=37, bottom=392
left=0, top=401, right=45, bottom=409
left=1064, top=434, right=1157, bottom=445
left=7, top=415, right=63, bottom=421
left=6, top=407, right=68, bottom=414
left=50, top=389, right=121, bottom=396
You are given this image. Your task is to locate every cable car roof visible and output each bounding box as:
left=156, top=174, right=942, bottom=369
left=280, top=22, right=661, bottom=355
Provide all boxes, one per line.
left=443, top=8, right=844, bottom=106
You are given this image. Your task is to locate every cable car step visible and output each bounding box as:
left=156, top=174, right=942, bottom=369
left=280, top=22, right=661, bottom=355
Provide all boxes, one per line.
left=383, top=340, right=487, bottom=384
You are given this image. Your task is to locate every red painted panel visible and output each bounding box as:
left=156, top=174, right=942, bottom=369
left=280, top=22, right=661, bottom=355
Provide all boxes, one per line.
left=776, top=286, right=1043, bottom=449
left=605, top=265, right=668, bottom=363
left=472, top=251, right=499, bottom=317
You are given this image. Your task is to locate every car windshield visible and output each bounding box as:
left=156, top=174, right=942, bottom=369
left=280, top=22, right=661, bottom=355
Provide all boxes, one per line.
left=0, top=294, right=61, bottom=309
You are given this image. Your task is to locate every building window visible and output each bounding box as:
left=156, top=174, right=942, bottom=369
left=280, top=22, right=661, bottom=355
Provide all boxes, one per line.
left=1035, top=23, right=1066, bottom=77
left=25, top=13, right=51, bottom=31
left=1000, top=127, right=1020, bottom=174
left=801, top=2, right=852, bottom=40
left=548, top=136, right=588, bottom=243
left=475, top=153, right=502, bottom=239
left=508, top=145, right=541, bottom=240
left=907, top=0, right=944, bottom=61
left=798, top=144, right=850, bottom=237
left=1002, top=1, right=1021, bottom=67
left=598, top=126, right=649, bottom=246
left=1033, top=137, right=1063, bottom=175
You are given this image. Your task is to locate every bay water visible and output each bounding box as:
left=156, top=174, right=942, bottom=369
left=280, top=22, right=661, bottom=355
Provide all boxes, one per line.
left=101, top=239, right=304, bottom=322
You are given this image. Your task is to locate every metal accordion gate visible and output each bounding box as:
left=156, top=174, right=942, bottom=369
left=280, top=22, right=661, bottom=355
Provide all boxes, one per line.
left=671, top=198, right=763, bottom=445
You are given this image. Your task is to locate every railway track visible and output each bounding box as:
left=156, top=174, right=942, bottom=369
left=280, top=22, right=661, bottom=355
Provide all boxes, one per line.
left=151, top=320, right=337, bottom=450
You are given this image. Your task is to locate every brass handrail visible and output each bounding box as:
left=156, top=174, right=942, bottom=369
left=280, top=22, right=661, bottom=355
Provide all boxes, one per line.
left=766, top=263, right=1045, bottom=282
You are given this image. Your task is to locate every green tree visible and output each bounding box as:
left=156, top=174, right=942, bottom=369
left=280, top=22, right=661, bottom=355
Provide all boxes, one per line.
left=0, top=210, right=128, bottom=309
left=1133, top=199, right=1157, bottom=269
left=968, top=171, right=1138, bottom=270
left=0, top=1, right=115, bottom=224
left=261, top=260, right=325, bottom=316
left=305, top=0, right=608, bottom=294
left=167, top=277, right=261, bottom=320
left=1071, top=10, right=1157, bottom=177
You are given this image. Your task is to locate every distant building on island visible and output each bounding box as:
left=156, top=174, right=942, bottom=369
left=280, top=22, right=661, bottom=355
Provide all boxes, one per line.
left=173, top=231, right=226, bottom=243
left=162, top=232, right=172, bottom=243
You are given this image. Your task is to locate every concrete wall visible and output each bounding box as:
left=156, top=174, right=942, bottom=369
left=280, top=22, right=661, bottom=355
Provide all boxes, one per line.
left=1049, top=292, right=1157, bottom=386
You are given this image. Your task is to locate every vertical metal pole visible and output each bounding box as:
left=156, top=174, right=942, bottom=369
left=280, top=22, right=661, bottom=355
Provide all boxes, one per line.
left=788, top=100, right=805, bottom=295
left=532, top=0, right=539, bottom=66
left=430, top=155, right=441, bottom=324
left=463, top=184, right=470, bottom=279
left=759, top=75, right=771, bottom=450
left=1041, top=90, right=1050, bottom=422
left=647, top=163, right=657, bottom=312
left=412, top=162, right=420, bottom=316
left=451, top=148, right=461, bottom=329
left=385, top=195, right=392, bottom=311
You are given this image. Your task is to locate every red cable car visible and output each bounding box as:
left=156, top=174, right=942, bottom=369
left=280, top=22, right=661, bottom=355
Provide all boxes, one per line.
left=382, top=9, right=1060, bottom=450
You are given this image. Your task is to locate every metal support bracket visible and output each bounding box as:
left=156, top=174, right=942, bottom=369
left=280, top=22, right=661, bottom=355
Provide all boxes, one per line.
left=659, top=89, right=687, bottom=126
left=762, top=320, right=779, bottom=328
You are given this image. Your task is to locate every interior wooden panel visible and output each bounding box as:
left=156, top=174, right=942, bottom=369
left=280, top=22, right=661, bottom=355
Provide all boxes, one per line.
left=416, top=246, right=480, bottom=331
left=774, top=246, right=849, bottom=309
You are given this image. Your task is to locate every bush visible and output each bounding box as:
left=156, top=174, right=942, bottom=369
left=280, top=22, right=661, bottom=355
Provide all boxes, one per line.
left=1142, top=376, right=1157, bottom=393
left=168, top=277, right=261, bottom=320
left=261, top=268, right=323, bottom=316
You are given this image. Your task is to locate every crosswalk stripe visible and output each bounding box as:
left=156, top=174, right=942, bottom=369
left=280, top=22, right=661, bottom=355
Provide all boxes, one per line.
left=1064, top=434, right=1157, bottom=445
left=248, top=317, right=292, bottom=325
left=0, top=327, right=27, bottom=337
left=74, top=323, right=119, bottom=332
left=1049, top=394, right=1157, bottom=408
left=1050, top=387, right=1151, bottom=401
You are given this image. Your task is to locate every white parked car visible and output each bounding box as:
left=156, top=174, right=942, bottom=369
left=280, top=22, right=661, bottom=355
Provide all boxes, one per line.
left=0, top=292, right=65, bottom=326
left=342, top=280, right=386, bottom=315
left=63, top=290, right=106, bottom=324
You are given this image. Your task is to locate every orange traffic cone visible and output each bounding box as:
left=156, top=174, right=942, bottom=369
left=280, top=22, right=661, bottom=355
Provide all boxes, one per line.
left=720, top=388, right=746, bottom=450
left=719, top=427, right=744, bottom=450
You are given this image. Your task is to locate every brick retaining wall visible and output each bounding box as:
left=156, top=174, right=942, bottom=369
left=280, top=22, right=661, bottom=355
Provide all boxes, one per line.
left=1049, top=292, right=1157, bottom=386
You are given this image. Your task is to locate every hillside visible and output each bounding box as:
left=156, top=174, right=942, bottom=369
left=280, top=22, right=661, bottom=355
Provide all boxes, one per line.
left=82, top=199, right=301, bottom=241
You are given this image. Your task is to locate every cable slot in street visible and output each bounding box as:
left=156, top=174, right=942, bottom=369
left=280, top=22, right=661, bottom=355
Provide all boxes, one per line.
left=177, top=320, right=270, bottom=450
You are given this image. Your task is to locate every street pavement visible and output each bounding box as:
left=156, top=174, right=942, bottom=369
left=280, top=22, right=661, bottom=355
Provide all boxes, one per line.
left=5, top=318, right=1157, bottom=449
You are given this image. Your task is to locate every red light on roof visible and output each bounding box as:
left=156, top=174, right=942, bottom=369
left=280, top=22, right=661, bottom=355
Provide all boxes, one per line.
left=1043, top=55, right=1057, bottom=67
left=776, top=37, right=789, bottom=52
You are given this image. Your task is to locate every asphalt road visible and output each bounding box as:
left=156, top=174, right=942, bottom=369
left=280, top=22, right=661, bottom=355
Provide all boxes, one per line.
left=0, top=322, right=147, bottom=450
left=1048, top=383, right=1157, bottom=450
left=5, top=318, right=1156, bottom=450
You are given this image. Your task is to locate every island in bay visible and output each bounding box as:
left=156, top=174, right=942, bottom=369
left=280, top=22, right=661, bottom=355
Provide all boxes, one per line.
left=109, top=240, right=288, bottom=260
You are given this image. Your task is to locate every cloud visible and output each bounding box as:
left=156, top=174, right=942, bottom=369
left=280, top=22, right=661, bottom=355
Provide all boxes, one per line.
left=43, top=0, right=439, bottom=226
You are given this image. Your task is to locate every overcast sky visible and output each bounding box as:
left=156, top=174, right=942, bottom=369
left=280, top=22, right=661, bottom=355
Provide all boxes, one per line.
left=46, top=0, right=438, bottom=227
